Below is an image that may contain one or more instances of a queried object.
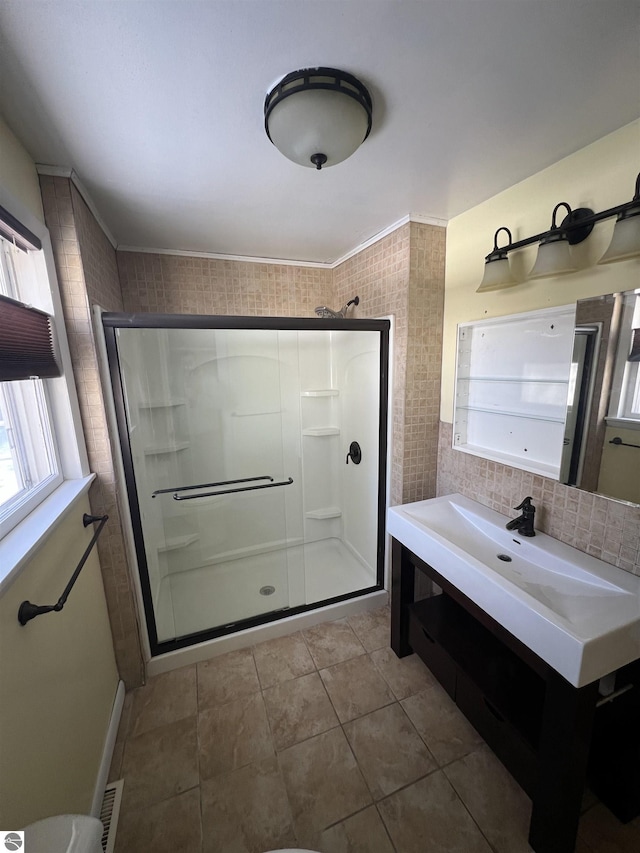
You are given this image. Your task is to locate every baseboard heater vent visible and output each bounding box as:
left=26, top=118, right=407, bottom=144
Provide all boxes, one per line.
left=99, top=779, right=124, bottom=853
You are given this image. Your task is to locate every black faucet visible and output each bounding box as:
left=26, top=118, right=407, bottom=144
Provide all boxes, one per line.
left=505, top=496, right=536, bottom=537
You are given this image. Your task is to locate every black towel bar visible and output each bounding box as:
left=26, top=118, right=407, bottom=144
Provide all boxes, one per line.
left=18, top=513, right=108, bottom=625
left=609, top=436, right=640, bottom=450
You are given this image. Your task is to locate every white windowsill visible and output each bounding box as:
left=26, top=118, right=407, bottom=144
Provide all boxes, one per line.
left=605, top=417, right=640, bottom=432
left=0, top=474, right=95, bottom=597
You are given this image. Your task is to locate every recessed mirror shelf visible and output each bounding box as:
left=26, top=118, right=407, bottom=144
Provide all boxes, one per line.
left=454, top=290, right=640, bottom=506
left=457, top=376, right=570, bottom=385
left=456, top=405, right=566, bottom=424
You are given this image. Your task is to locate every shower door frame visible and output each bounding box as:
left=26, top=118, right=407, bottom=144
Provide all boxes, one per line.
left=102, top=312, right=390, bottom=657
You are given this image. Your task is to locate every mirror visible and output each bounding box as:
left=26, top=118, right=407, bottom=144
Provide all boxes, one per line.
left=559, top=288, right=640, bottom=505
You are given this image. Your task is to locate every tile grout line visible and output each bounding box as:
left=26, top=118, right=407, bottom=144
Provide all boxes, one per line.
left=249, top=641, right=303, bottom=848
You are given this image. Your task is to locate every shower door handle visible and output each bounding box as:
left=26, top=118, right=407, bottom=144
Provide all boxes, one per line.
left=172, top=477, right=294, bottom=501
left=346, top=441, right=362, bottom=464
left=152, top=475, right=273, bottom=499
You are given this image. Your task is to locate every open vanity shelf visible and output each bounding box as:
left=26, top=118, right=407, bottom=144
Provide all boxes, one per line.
left=391, top=539, right=640, bottom=853
left=409, top=594, right=544, bottom=787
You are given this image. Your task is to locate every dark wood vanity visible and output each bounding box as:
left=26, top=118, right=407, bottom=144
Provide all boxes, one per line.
left=391, top=538, right=640, bottom=853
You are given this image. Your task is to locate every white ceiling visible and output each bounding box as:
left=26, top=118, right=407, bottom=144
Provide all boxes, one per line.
left=0, top=1, right=638, bottom=265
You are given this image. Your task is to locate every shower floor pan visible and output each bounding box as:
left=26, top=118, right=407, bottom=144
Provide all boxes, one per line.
left=154, top=536, right=375, bottom=642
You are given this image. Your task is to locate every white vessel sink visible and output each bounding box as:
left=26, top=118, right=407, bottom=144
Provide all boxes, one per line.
left=387, top=494, right=640, bottom=687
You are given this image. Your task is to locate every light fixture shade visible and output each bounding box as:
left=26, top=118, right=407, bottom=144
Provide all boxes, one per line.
left=598, top=211, right=640, bottom=264
left=528, top=237, right=576, bottom=280
left=265, top=68, right=372, bottom=169
left=477, top=257, right=517, bottom=292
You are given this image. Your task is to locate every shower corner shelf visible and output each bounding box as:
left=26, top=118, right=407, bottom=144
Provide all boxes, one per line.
left=305, top=507, right=342, bottom=520
left=302, top=427, right=340, bottom=436
left=300, top=389, right=340, bottom=397
left=157, top=533, right=200, bottom=553
left=144, top=440, right=190, bottom=456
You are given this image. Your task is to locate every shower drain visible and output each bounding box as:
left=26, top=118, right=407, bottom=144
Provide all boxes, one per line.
left=260, top=585, right=276, bottom=596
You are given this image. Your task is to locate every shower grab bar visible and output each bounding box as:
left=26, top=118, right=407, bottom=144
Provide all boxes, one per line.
left=152, top=475, right=274, bottom=499
left=18, top=513, right=108, bottom=625
left=172, top=477, right=294, bottom=501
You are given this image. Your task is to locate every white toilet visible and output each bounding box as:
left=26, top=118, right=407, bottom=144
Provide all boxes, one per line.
left=23, top=814, right=103, bottom=853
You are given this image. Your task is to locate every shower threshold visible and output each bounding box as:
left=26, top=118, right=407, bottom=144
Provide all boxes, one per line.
left=155, top=537, right=377, bottom=643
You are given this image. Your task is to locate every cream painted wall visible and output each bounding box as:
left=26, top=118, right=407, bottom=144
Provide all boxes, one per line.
left=598, top=425, right=640, bottom=505
left=0, top=122, right=119, bottom=827
left=0, top=114, right=44, bottom=222
left=0, top=495, right=119, bottom=827
left=442, top=119, right=640, bottom=422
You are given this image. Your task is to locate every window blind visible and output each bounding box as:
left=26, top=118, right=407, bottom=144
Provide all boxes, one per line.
left=0, top=293, right=61, bottom=380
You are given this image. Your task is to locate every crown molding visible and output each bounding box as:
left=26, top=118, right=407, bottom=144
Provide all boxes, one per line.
left=34, top=165, right=446, bottom=268
left=36, top=164, right=118, bottom=249
left=119, top=214, right=447, bottom=270
left=116, top=245, right=334, bottom=269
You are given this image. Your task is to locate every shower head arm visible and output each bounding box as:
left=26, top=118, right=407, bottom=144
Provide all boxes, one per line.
left=314, top=295, right=360, bottom=319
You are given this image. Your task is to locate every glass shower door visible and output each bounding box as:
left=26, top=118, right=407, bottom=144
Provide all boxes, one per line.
left=114, top=325, right=302, bottom=646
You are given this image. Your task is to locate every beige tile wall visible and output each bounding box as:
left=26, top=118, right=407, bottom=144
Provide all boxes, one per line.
left=437, top=421, right=640, bottom=575
left=117, top=252, right=334, bottom=317
left=333, top=224, right=411, bottom=506
left=39, top=175, right=144, bottom=688
left=334, top=222, right=446, bottom=506
left=404, top=223, right=446, bottom=502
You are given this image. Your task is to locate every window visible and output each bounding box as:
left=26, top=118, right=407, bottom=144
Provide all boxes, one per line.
left=0, top=234, right=63, bottom=538
left=0, top=190, right=90, bottom=561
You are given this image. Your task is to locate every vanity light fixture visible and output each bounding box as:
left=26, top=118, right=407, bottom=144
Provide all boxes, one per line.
left=477, top=172, right=640, bottom=290
left=264, top=67, right=373, bottom=170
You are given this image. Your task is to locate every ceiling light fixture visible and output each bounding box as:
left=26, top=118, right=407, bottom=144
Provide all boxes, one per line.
left=264, top=67, right=372, bottom=170
left=477, top=173, right=640, bottom=291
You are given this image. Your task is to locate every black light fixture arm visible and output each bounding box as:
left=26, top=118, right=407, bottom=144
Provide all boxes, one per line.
left=485, top=172, right=640, bottom=260
left=17, top=513, right=108, bottom=625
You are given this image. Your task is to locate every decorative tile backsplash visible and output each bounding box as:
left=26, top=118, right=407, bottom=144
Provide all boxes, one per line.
left=437, top=421, right=640, bottom=575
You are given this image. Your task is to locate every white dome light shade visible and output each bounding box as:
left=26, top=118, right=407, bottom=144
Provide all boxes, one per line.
left=598, top=210, right=640, bottom=264
left=476, top=227, right=517, bottom=292
left=477, top=257, right=517, bottom=292
left=265, top=68, right=372, bottom=169
left=528, top=236, right=576, bottom=279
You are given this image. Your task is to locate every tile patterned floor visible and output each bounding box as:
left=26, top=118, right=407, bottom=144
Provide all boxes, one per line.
left=109, top=606, right=640, bottom=852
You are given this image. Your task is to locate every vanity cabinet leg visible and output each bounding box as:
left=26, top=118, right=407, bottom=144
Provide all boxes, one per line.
left=391, top=538, right=414, bottom=657
left=529, top=674, right=598, bottom=853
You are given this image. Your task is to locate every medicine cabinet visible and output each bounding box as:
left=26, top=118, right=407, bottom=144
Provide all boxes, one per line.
left=453, top=305, right=576, bottom=479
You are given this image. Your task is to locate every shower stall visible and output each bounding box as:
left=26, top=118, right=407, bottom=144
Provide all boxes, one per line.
left=102, top=313, right=389, bottom=656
